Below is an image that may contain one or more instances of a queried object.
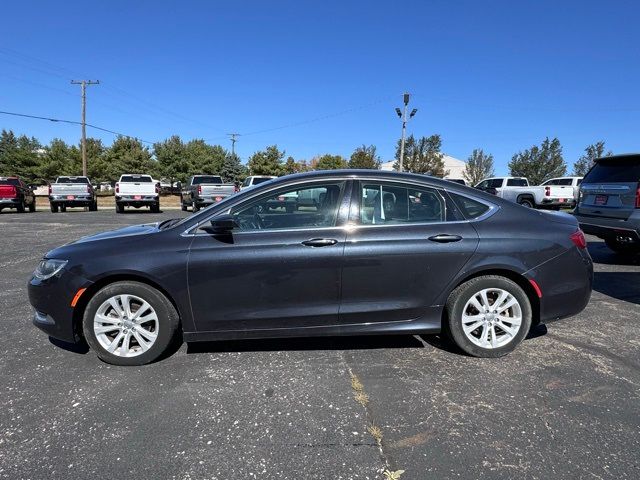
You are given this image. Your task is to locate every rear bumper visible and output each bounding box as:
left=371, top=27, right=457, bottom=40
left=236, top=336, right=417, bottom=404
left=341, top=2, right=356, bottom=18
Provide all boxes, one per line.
left=50, top=195, right=94, bottom=206
left=196, top=195, right=230, bottom=205
left=539, top=198, right=575, bottom=208
left=116, top=195, right=158, bottom=206
left=528, top=247, right=593, bottom=323
left=0, top=198, right=21, bottom=207
left=573, top=211, right=640, bottom=240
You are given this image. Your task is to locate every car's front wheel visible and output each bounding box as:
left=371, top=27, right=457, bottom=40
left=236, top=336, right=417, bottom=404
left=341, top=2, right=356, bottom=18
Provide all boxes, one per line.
left=445, top=275, right=532, bottom=357
left=82, top=281, right=180, bottom=366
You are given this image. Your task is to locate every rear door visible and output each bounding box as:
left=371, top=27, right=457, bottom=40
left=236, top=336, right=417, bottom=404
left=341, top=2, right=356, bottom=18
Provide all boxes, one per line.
left=339, top=180, right=479, bottom=324
left=579, top=156, right=640, bottom=219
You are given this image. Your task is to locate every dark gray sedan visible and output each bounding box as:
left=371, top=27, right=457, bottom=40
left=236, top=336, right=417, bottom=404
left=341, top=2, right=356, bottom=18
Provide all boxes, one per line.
left=28, top=170, right=593, bottom=365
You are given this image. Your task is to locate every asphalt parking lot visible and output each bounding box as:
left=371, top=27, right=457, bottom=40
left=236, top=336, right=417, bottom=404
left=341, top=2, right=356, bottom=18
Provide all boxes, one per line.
left=1, top=209, right=639, bottom=480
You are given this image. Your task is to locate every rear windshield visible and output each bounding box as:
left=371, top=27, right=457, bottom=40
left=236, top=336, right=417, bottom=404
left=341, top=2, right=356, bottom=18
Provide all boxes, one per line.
left=252, top=177, right=273, bottom=185
left=0, top=178, right=20, bottom=186
left=583, top=158, right=640, bottom=183
left=506, top=178, right=528, bottom=186
left=120, top=175, right=152, bottom=183
left=192, top=176, right=222, bottom=185
left=57, top=177, right=90, bottom=184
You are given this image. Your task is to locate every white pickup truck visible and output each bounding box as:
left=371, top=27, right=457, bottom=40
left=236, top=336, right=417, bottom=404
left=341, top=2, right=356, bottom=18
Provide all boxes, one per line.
left=115, top=174, right=160, bottom=213
left=49, top=176, right=97, bottom=212
left=474, top=176, right=575, bottom=209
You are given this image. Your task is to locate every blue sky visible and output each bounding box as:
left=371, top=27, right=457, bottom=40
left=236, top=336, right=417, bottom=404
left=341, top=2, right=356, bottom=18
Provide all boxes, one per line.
left=1, top=0, right=639, bottom=174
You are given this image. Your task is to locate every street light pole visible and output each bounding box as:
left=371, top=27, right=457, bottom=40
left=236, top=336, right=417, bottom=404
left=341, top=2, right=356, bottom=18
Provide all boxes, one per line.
left=396, top=93, right=417, bottom=172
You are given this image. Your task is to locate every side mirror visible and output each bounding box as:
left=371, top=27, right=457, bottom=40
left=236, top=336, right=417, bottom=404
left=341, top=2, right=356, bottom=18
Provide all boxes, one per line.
left=207, top=214, right=238, bottom=233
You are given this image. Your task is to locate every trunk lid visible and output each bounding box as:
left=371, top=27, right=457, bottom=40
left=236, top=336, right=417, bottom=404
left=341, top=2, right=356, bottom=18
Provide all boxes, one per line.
left=578, top=155, right=640, bottom=220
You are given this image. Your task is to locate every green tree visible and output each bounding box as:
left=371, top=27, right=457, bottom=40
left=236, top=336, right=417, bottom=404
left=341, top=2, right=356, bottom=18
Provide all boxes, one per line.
left=39, top=139, right=77, bottom=180
left=6, top=134, right=43, bottom=181
left=508, top=137, right=566, bottom=185
left=219, top=152, right=247, bottom=183
left=103, top=136, right=156, bottom=181
left=0, top=129, right=19, bottom=177
left=395, top=134, right=447, bottom=176
left=247, top=145, right=286, bottom=175
left=154, top=135, right=188, bottom=183
left=463, top=149, right=495, bottom=186
left=314, top=154, right=348, bottom=170
left=185, top=139, right=226, bottom=176
left=349, top=145, right=381, bottom=169
left=84, top=139, right=108, bottom=182
left=573, top=141, right=612, bottom=176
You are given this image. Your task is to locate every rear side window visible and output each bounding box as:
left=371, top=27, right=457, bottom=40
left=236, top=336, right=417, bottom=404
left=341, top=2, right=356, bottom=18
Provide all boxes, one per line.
left=121, top=175, right=152, bottom=183
left=448, top=192, right=491, bottom=220
left=360, top=182, right=447, bottom=225
left=583, top=158, right=640, bottom=183
left=506, top=178, right=528, bottom=186
left=192, top=176, right=222, bottom=185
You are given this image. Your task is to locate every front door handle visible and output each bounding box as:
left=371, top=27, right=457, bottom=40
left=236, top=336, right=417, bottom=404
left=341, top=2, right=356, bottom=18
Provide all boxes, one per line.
left=302, top=238, right=338, bottom=247
left=428, top=234, right=462, bottom=243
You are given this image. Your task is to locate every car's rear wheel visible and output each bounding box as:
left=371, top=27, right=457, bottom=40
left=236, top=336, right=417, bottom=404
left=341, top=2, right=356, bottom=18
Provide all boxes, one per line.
left=192, top=201, right=199, bottom=212
left=116, top=203, right=124, bottom=213
left=445, top=275, right=532, bottom=357
left=518, top=197, right=534, bottom=208
left=50, top=203, right=58, bottom=213
left=17, top=201, right=25, bottom=213
left=29, top=199, right=36, bottom=212
left=605, top=237, right=640, bottom=255
left=82, top=281, right=180, bottom=366
left=181, top=202, right=187, bottom=212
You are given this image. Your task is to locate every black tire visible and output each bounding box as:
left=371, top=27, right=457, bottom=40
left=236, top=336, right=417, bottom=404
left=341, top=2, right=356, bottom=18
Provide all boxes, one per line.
left=605, top=238, right=640, bottom=255
left=89, top=200, right=98, bottom=212
left=151, top=203, right=160, bottom=213
left=517, top=197, right=534, bottom=208
left=29, top=199, right=36, bottom=212
left=445, top=275, right=532, bottom=358
left=60, top=205, right=67, bottom=212
left=192, top=201, right=199, bottom=212
left=17, top=201, right=25, bottom=213
left=82, top=281, right=180, bottom=366
left=116, top=203, right=125, bottom=213
left=181, top=202, right=188, bottom=212
left=50, top=203, right=59, bottom=213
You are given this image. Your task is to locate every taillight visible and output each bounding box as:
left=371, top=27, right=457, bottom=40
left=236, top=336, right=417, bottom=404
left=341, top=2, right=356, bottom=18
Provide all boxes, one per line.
left=198, top=185, right=202, bottom=195
left=155, top=183, right=160, bottom=194
left=635, top=183, right=640, bottom=208
left=115, top=183, right=119, bottom=194
left=545, top=186, right=551, bottom=197
left=48, top=185, right=52, bottom=195
left=234, top=185, right=239, bottom=193
left=86, top=185, right=90, bottom=193
left=570, top=230, right=587, bottom=249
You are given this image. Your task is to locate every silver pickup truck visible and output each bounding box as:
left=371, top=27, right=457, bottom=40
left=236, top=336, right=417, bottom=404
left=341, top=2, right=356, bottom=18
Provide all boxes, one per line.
left=180, top=175, right=237, bottom=212
left=49, top=176, right=97, bottom=212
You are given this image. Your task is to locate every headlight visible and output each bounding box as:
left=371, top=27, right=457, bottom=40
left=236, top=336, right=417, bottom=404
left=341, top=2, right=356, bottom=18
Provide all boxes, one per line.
left=34, top=259, right=68, bottom=280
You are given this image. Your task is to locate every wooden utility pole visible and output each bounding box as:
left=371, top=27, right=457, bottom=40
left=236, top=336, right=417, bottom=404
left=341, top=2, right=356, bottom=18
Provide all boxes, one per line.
left=71, top=80, right=99, bottom=176
left=227, top=133, right=240, bottom=156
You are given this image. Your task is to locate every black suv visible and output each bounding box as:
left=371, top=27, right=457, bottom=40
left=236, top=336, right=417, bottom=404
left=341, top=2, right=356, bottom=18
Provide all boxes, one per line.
left=573, top=154, right=640, bottom=254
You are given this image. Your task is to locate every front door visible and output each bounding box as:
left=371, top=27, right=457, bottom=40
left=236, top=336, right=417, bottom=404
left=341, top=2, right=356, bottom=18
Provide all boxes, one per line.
left=187, top=180, right=351, bottom=332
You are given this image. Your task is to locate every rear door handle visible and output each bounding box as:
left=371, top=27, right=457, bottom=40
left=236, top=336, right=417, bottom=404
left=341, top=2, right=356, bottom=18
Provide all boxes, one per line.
left=428, top=234, right=462, bottom=243
left=302, top=238, right=338, bottom=247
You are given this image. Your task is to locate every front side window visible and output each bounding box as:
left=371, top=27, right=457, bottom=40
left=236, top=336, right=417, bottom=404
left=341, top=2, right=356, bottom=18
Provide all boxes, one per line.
left=488, top=179, right=504, bottom=188
left=359, top=182, right=445, bottom=225
left=230, top=182, right=345, bottom=231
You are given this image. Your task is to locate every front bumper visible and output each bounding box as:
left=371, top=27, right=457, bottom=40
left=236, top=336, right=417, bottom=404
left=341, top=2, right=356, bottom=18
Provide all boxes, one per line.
left=28, top=269, right=92, bottom=343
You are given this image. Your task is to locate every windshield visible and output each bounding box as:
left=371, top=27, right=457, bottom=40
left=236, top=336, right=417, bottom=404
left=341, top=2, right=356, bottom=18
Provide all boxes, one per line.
left=192, top=176, right=222, bottom=185
left=583, top=158, right=640, bottom=183
left=57, top=177, right=90, bottom=184
left=120, top=175, right=152, bottom=183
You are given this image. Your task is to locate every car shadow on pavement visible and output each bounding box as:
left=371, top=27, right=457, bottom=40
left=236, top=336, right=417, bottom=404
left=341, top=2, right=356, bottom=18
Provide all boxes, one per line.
left=588, top=242, right=640, bottom=267
left=49, top=337, right=90, bottom=354
left=593, top=271, right=640, bottom=305
left=187, top=334, right=427, bottom=354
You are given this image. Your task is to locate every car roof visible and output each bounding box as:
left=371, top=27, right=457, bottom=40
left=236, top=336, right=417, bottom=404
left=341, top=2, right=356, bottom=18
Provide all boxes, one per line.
left=595, top=153, right=640, bottom=162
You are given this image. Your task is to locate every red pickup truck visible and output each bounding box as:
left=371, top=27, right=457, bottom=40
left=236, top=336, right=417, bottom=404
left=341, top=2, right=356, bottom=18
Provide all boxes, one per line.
left=0, top=177, right=36, bottom=213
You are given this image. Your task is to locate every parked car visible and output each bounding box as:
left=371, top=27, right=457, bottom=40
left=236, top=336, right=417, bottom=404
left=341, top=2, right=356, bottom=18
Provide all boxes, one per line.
left=49, top=176, right=97, bottom=212
left=0, top=177, right=36, bottom=213
left=541, top=176, right=583, bottom=203
left=180, top=175, right=237, bottom=212
left=115, top=174, right=160, bottom=213
left=573, top=154, right=640, bottom=254
left=475, top=176, right=575, bottom=209
left=29, top=170, right=593, bottom=365
left=241, top=175, right=276, bottom=190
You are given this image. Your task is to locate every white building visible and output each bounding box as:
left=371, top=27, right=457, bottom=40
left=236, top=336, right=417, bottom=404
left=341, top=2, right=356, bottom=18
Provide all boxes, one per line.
left=380, top=154, right=466, bottom=181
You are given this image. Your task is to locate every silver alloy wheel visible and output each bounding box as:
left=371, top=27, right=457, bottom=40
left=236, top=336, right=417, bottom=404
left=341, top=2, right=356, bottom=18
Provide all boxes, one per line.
left=461, top=288, right=523, bottom=349
left=93, top=294, right=159, bottom=357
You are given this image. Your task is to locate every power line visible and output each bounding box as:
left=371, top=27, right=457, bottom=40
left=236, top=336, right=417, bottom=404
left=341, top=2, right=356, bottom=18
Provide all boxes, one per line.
left=0, top=109, right=154, bottom=144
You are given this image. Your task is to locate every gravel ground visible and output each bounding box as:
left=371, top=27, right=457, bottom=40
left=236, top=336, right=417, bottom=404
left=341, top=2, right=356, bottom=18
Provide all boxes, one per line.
left=1, top=209, right=638, bottom=480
